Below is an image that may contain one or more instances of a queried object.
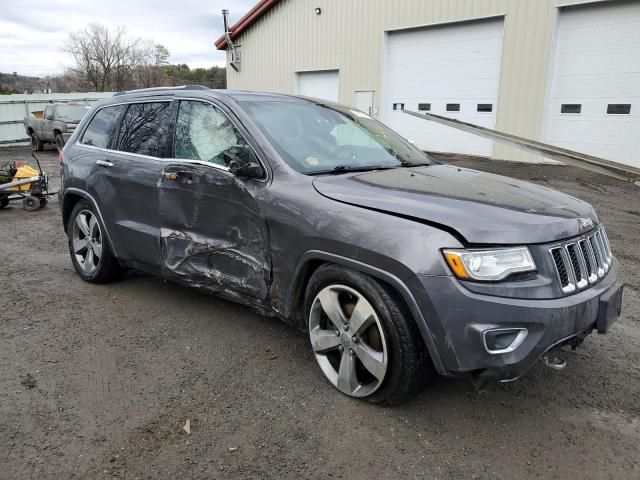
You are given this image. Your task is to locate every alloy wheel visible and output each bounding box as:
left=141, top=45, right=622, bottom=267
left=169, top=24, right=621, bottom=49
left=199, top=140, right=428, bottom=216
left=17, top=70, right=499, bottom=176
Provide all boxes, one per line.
left=72, top=209, right=103, bottom=274
left=309, top=284, right=388, bottom=397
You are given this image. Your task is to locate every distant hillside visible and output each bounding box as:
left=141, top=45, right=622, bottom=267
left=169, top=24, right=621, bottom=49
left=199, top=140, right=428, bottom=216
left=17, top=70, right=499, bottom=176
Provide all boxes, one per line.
left=0, top=72, right=54, bottom=94
left=1, top=64, right=226, bottom=94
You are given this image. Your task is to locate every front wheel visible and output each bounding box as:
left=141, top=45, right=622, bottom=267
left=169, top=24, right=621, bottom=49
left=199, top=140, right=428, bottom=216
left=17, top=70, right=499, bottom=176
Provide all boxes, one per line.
left=67, top=200, right=123, bottom=283
left=305, top=264, right=433, bottom=405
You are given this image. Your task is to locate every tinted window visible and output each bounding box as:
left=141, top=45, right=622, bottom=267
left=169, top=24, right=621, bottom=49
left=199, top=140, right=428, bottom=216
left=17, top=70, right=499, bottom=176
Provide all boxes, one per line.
left=561, top=104, right=581, bottom=114
left=115, top=102, right=172, bottom=157
left=80, top=105, right=125, bottom=149
left=175, top=100, right=252, bottom=167
left=418, top=103, right=431, bottom=111
left=446, top=104, right=460, bottom=112
left=607, top=104, right=631, bottom=115
left=477, top=104, right=493, bottom=112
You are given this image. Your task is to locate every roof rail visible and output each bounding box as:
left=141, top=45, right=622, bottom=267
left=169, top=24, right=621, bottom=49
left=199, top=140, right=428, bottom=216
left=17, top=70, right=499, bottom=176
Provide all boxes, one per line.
left=113, top=85, right=210, bottom=96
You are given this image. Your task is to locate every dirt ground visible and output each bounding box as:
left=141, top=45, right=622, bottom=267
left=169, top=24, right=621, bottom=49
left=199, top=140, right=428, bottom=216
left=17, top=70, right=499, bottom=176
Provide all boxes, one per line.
left=1, top=145, right=639, bottom=480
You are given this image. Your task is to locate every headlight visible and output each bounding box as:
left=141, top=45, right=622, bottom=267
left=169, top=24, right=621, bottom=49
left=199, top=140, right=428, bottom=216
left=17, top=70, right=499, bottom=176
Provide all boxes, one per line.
left=65, top=123, right=76, bottom=131
left=442, top=247, right=536, bottom=281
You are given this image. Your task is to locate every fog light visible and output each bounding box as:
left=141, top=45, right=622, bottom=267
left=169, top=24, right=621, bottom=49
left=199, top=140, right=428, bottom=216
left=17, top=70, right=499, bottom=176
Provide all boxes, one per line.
left=483, top=328, right=528, bottom=355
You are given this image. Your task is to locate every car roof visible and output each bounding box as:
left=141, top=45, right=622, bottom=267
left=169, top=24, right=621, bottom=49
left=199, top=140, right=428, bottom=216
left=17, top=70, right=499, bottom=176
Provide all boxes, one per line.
left=108, top=85, right=314, bottom=105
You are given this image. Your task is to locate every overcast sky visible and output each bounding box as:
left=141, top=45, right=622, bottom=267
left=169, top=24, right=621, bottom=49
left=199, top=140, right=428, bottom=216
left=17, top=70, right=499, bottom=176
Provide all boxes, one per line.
left=0, top=0, right=256, bottom=77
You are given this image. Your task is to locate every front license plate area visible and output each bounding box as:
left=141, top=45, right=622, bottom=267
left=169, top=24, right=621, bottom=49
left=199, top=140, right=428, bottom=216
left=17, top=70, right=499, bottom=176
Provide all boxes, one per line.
left=597, top=283, right=624, bottom=334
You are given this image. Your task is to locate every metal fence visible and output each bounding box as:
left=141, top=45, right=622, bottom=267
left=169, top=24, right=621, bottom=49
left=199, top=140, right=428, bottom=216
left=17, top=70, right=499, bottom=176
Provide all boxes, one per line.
left=0, top=93, right=113, bottom=145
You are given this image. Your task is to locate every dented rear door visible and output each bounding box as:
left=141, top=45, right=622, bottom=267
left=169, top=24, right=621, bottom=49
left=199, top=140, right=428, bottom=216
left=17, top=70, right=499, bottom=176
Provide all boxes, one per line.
left=158, top=99, right=271, bottom=303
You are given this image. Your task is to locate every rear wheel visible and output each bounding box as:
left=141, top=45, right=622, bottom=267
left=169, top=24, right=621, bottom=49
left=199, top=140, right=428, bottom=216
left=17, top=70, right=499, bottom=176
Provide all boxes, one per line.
left=30, top=133, right=43, bottom=152
left=67, top=200, right=122, bottom=283
left=55, top=133, right=65, bottom=152
left=0, top=196, right=9, bottom=209
left=305, top=264, right=433, bottom=405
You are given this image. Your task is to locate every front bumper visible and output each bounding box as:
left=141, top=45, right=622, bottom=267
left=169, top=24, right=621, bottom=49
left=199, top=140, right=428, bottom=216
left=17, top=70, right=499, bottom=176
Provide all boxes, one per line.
left=410, top=260, right=622, bottom=382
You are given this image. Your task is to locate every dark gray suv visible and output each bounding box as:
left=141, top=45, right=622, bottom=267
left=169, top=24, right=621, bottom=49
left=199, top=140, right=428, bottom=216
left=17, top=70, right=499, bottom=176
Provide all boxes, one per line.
left=59, top=86, right=623, bottom=405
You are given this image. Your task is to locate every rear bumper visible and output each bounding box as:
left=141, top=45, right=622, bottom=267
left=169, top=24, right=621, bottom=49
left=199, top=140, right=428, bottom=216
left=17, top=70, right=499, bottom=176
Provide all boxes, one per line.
left=410, top=260, right=622, bottom=382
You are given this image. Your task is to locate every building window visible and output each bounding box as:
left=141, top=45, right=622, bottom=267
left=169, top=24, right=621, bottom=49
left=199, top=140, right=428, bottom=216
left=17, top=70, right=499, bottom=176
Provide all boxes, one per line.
left=393, top=103, right=404, bottom=111
left=477, top=104, right=493, bottom=113
left=607, top=104, right=631, bottom=115
left=561, top=104, right=581, bottom=114
left=446, top=104, right=460, bottom=112
left=418, top=103, right=431, bottom=111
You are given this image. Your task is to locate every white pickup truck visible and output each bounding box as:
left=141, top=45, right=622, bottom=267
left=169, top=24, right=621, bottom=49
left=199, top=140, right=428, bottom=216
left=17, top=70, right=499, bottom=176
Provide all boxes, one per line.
left=24, top=103, right=91, bottom=152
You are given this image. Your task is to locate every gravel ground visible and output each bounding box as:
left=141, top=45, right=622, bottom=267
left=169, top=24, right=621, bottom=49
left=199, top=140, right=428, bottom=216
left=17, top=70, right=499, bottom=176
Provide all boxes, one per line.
left=1, top=145, right=639, bottom=479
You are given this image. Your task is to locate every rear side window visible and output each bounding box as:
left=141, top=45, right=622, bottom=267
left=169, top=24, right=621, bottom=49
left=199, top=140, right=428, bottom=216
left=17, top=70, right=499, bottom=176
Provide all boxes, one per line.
left=115, top=102, right=172, bottom=157
left=81, top=105, right=125, bottom=149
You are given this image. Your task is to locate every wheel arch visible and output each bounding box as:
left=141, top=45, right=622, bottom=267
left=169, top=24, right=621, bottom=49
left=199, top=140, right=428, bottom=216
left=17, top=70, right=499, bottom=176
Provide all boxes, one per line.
left=62, top=188, right=119, bottom=258
left=288, top=250, right=447, bottom=375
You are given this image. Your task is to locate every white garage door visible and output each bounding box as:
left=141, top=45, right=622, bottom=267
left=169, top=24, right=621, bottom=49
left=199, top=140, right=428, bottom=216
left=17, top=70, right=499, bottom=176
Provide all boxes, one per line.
left=296, top=70, right=339, bottom=102
left=383, top=18, right=504, bottom=156
left=543, top=2, right=640, bottom=168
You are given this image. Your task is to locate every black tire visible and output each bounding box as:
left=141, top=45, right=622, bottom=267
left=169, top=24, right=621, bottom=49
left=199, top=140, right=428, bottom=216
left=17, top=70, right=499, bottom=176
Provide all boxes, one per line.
left=23, top=196, right=40, bottom=211
left=31, top=133, right=43, bottom=152
left=0, top=196, right=9, bottom=209
left=55, top=133, right=65, bottom=152
left=304, top=264, right=433, bottom=405
left=67, top=200, right=123, bottom=283
left=39, top=197, right=48, bottom=208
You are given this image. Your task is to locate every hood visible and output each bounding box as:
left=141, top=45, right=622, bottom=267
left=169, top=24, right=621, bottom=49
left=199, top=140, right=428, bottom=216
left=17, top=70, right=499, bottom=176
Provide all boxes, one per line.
left=312, top=165, right=599, bottom=244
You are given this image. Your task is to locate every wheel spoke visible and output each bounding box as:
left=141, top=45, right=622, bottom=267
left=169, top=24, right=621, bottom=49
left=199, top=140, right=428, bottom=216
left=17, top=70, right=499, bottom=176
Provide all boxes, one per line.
left=73, top=238, right=86, bottom=254
left=88, top=214, right=98, bottom=238
left=353, top=342, right=386, bottom=382
left=317, top=289, right=347, bottom=329
left=76, top=213, right=90, bottom=237
left=337, top=350, right=360, bottom=395
left=310, top=327, right=341, bottom=353
left=84, top=247, right=95, bottom=272
left=349, top=298, right=375, bottom=335
left=91, top=239, right=102, bottom=259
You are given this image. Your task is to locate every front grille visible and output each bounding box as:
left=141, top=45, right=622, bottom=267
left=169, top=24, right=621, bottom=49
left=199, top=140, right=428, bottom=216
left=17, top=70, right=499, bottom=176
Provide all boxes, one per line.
left=549, top=225, right=612, bottom=294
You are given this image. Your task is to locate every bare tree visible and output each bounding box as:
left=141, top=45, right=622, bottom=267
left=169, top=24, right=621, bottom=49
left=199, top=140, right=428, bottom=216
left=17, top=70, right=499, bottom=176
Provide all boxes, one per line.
left=64, top=24, right=170, bottom=92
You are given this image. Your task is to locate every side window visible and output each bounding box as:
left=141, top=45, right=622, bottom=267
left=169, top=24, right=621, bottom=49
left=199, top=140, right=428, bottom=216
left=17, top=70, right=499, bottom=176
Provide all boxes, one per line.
left=174, top=100, right=252, bottom=167
left=115, top=102, right=172, bottom=157
left=80, top=105, right=125, bottom=149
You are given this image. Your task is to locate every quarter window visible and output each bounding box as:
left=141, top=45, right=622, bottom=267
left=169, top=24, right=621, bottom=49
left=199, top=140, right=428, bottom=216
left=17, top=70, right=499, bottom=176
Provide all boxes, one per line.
left=80, top=104, right=125, bottom=149
left=115, top=102, right=172, bottom=157
left=174, top=100, right=253, bottom=167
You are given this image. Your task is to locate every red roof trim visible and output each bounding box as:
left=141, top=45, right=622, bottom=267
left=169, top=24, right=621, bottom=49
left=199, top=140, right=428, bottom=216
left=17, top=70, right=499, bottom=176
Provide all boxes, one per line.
left=215, top=0, right=281, bottom=50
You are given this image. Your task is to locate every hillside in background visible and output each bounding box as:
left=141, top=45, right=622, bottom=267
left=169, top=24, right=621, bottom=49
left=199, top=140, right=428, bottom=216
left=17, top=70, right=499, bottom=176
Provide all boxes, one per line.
left=0, top=64, right=226, bottom=94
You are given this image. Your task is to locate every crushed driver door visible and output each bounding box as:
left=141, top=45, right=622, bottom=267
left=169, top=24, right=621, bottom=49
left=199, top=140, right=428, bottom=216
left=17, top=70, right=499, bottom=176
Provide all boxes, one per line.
left=158, top=99, right=271, bottom=304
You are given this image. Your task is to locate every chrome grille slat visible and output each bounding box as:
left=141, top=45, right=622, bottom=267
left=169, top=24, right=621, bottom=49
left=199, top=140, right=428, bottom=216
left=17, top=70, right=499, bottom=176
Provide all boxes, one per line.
left=549, top=226, right=612, bottom=295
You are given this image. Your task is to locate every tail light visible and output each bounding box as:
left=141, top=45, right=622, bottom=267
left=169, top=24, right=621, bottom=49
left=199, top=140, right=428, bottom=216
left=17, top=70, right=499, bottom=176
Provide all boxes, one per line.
left=58, top=149, right=64, bottom=165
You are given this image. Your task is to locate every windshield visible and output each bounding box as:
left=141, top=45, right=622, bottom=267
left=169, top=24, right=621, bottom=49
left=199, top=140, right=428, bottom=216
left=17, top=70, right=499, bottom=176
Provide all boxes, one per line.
left=55, top=105, right=91, bottom=122
left=240, top=100, right=434, bottom=174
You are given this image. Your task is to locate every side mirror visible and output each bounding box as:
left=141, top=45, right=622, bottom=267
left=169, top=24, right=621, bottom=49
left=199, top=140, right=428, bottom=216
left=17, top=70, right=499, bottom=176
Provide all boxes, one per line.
left=225, top=148, right=263, bottom=178
left=46, top=114, right=54, bottom=121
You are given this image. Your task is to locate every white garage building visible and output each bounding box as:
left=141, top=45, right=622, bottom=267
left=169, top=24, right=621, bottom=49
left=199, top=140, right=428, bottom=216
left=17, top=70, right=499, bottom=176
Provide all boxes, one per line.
left=217, top=0, right=640, bottom=168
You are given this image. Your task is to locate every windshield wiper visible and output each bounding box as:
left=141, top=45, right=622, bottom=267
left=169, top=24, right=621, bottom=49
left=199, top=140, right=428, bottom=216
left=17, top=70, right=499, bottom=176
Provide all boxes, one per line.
left=399, top=161, right=432, bottom=167
left=309, top=165, right=397, bottom=175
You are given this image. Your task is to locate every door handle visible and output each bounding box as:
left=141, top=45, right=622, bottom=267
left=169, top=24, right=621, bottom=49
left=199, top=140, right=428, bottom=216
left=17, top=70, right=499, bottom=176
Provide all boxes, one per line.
left=96, top=160, right=114, bottom=168
left=164, top=170, right=194, bottom=182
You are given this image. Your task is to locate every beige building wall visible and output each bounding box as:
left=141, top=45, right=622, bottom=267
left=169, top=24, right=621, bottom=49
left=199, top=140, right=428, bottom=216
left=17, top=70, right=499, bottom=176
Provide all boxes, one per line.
left=225, top=0, right=613, bottom=162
